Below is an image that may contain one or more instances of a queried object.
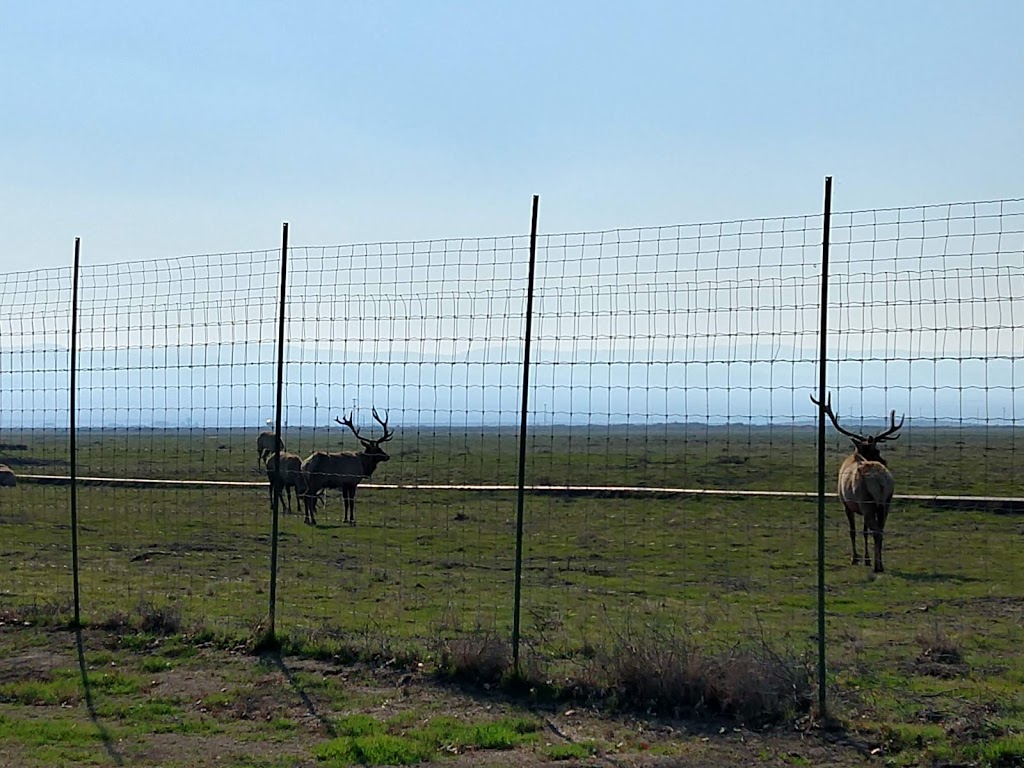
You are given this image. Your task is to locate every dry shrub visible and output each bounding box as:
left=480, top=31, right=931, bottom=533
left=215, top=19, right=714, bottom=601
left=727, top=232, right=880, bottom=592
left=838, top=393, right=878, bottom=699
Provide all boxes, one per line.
left=917, top=624, right=964, bottom=665
left=703, top=643, right=813, bottom=723
left=0, top=600, right=75, bottom=627
left=137, top=600, right=183, bottom=635
left=914, top=624, right=967, bottom=678
left=594, top=624, right=812, bottom=725
left=436, top=630, right=512, bottom=686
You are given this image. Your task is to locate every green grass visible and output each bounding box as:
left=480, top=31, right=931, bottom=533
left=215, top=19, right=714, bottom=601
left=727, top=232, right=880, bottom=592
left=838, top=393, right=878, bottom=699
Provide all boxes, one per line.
left=544, top=742, right=598, bottom=760
left=0, top=668, right=141, bottom=706
left=2, top=425, right=1023, bottom=767
left=966, top=735, right=1024, bottom=767
left=315, top=714, right=541, bottom=766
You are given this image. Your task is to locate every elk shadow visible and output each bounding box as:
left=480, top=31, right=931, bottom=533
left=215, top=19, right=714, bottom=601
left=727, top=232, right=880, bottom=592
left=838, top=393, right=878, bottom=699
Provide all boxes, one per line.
left=893, top=571, right=983, bottom=585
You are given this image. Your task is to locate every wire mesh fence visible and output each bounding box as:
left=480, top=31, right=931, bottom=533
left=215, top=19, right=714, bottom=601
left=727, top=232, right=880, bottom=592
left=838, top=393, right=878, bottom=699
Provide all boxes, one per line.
left=825, top=199, right=1024, bottom=718
left=1, top=193, right=1022, bottom=712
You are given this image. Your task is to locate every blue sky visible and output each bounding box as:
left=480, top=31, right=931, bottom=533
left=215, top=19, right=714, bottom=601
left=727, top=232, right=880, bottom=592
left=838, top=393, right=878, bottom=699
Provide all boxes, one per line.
left=2, top=1, right=1022, bottom=271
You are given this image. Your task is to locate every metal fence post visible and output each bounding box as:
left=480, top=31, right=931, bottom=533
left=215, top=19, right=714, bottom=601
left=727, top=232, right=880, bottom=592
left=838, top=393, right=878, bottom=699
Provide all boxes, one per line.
left=512, top=195, right=540, bottom=670
left=268, top=222, right=289, bottom=641
left=69, top=237, right=82, bottom=628
left=816, top=176, right=833, bottom=717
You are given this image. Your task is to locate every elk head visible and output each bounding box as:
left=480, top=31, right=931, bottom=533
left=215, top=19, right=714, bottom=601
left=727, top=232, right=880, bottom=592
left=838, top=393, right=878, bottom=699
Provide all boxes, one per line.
left=335, top=407, right=395, bottom=462
left=810, top=392, right=904, bottom=464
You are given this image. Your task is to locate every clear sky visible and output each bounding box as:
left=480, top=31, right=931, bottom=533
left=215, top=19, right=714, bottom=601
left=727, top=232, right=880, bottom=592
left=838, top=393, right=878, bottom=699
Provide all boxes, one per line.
left=2, top=1, right=1022, bottom=271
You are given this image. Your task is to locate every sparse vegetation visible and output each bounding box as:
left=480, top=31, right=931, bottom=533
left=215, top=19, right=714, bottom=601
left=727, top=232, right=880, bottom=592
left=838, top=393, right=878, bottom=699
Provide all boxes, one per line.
left=435, top=629, right=512, bottom=686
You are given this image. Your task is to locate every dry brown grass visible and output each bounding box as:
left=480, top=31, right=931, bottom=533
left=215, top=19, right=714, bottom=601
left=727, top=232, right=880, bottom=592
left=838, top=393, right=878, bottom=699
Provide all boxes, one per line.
left=588, top=623, right=813, bottom=724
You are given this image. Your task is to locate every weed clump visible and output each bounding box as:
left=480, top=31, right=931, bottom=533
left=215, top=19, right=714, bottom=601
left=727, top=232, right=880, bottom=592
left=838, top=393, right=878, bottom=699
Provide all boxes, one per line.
left=914, top=624, right=967, bottom=678
left=435, top=629, right=512, bottom=686
left=583, top=624, right=812, bottom=725
left=137, top=600, right=183, bottom=635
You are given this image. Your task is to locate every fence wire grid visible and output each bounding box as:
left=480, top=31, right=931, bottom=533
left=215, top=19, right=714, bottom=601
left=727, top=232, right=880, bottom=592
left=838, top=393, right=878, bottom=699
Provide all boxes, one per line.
left=1, top=194, right=1022, bottom=712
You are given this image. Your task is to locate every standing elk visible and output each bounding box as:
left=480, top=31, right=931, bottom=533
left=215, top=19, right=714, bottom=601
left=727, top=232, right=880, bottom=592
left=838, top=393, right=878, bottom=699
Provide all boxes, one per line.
left=811, top=393, right=904, bottom=573
left=300, top=408, right=395, bottom=526
left=266, top=451, right=305, bottom=515
left=256, top=430, right=286, bottom=466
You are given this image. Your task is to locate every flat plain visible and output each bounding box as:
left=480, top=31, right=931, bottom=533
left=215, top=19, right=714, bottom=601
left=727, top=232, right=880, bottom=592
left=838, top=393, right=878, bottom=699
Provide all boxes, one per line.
left=1, top=424, right=1022, bottom=766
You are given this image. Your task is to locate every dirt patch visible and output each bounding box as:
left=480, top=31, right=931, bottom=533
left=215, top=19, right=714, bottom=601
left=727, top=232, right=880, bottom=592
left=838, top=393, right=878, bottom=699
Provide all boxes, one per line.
left=0, top=625, right=874, bottom=767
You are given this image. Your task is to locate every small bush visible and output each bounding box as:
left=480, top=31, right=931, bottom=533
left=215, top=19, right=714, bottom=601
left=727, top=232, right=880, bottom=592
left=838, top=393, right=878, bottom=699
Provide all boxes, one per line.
left=592, top=623, right=812, bottom=724
left=703, top=643, right=813, bottom=723
left=316, top=733, right=432, bottom=766
left=137, top=600, right=183, bottom=635
left=917, top=624, right=965, bottom=666
left=545, top=742, right=597, bottom=760
left=435, top=630, right=512, bottom=686
left=966, top=735, right=1024, bottom=768
left=1, top=600, right=76, bottom=627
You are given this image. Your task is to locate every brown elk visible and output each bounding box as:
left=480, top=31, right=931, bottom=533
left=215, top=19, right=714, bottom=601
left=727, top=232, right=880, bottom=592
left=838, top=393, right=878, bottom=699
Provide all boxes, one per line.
left=256, top=430, right=286, bottom=466
left=300, top=408, right=395, bottom=526
left=811, top=393, right=904, bottom=573
left=266, top=451, right=305, bottom=515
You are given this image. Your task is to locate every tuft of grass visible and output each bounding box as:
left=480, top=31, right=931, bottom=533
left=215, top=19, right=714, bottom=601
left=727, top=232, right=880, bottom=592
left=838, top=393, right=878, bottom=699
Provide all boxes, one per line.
left=1, top=600, right=76, bottom=628
left=317, top=733, right=432, bottom=766
left=966, top=735, right=1024, bottom=767
left=434, top=629, right=511, bottom=686
left=0, top=669, right=81, bottom=706
left=917, top=623, right=965, bottom=666
left=137, top=599, right=184, bottom=635
left=586, top=623, right=812, bottom=724
left=315, top=714, right=541, bottom=766
left=334, top=714, right=385, bottom=738
left=271, top=624, right=420, bottom=668
left=545, top=742, right=598, bottom=760
left=0, top=712, right=105, bottom=747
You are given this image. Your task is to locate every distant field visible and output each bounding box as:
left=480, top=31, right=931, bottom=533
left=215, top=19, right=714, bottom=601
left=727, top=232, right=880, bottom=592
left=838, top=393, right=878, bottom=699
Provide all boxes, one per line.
left=2, top=424, right=1022, bottom=749
left=3, top=422, right=1023, bottom=495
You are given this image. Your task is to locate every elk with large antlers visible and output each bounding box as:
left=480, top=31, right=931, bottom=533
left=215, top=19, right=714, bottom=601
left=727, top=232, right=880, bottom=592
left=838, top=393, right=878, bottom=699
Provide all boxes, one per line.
left=811, top=392, right=905, bottom=573
left=300, top=408, right=395, bottom=526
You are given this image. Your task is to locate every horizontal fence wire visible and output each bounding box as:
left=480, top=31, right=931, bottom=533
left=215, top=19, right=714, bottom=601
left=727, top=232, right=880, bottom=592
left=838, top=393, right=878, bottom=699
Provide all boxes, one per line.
left=825, top=199, right=1024, bottom=717
left=0, top=265, right=74, bottom=617
left=1, top=197, right=1022, bottom=707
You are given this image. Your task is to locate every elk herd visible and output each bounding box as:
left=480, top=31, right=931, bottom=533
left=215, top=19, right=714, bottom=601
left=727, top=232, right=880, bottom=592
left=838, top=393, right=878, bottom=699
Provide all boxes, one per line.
left=258, top=396, right=905, bottom=575
left=258, top=408, right=394, bottom=527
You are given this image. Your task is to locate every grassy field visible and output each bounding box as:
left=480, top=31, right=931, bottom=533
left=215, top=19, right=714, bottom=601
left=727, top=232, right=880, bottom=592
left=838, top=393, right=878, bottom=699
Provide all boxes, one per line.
left=1, top=425, right=1023, bottom=765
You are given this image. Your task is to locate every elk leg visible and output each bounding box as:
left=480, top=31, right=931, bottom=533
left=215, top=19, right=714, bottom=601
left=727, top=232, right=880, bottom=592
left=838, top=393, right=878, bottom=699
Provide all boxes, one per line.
left=342, top=486, right=356, bottom=525
left=304, top=490, right=317, bottom=526
left=844, top=503, right=859, bottom=564
left=871, top=502, right=887, bottom=573
left=863, top=506, right=882, bottom=570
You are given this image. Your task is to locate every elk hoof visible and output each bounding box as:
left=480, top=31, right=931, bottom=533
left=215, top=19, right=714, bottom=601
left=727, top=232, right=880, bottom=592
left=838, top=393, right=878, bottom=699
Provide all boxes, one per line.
left=864, top=559, right=872, bottom=567
left=851, top=556, right=860, bottom=565
left=873, top=564, right=884, bottom=573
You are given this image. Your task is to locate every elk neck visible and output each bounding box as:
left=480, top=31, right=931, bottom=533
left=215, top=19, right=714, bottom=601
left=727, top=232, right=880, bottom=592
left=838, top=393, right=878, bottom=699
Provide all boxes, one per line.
left=359, top=449, right=389, bottom=477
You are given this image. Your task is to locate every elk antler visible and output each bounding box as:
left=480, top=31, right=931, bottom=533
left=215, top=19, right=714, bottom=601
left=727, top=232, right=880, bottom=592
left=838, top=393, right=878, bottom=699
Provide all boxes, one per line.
left=809, top=393, right=867, bottom=441
left=371, top=407, right=395, bottom=443
left=335, top=412, right=371, bottom=446
left=873, top=410, right=905, bottom=442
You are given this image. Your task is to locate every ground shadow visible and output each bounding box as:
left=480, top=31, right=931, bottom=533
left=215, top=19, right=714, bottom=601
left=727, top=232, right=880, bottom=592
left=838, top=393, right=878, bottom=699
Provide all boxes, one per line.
left=895, top=571, right=983, bottom=584
left=264, top=652, right=337, bottom=737
left=75, top=627, right=125, bottom=766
